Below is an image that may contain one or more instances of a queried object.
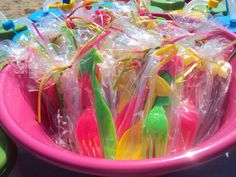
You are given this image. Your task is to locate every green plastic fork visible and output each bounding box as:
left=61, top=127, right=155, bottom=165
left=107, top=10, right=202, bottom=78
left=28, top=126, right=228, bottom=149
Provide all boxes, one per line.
left=142, top=72, right=171, bottom=158
left=142, top=98, right=169, bottom=158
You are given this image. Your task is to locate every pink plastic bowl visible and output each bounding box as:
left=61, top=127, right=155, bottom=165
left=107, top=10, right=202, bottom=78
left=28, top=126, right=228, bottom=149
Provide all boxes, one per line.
left=0, top=23, right=236, bottom=177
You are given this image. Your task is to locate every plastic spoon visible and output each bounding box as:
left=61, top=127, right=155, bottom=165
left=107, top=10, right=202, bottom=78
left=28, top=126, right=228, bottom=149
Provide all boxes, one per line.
left=143, top=74, right=171, bottom=117
left=143, top=45, right=177, bottom=118
left=116, top=120, right=143, bottom=160
left=90, top=62, right=117, bottom=159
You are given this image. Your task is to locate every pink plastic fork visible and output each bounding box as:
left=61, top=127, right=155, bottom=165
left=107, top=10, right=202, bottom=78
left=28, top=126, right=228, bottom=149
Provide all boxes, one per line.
left=75, top=108, right=103, bottom=158
left=175, top=100, right=200, bottom=150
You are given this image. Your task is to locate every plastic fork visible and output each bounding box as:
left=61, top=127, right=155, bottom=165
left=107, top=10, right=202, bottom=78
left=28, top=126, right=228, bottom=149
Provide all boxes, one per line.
left=75, top=107, right=103, bottom=158
left=142, top=99, right=169, bottom=158
left=179, top=100, right=200, bottom=149
left=173, top=100, right=200, bottom=151
left=142, top=70, right=172, bottom=158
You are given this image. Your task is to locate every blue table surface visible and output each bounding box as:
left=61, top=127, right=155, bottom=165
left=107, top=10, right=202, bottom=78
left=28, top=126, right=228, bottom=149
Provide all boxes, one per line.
left=8, top=147, right=236, bottom=177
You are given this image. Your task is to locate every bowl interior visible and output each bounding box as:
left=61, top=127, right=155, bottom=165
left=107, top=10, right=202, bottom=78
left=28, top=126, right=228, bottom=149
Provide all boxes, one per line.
left=0, top=29, right=236, bottom=177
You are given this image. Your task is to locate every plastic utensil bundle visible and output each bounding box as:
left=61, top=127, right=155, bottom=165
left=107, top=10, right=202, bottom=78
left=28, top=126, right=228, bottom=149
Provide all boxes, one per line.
left=0, top=1, right=235, bottom=160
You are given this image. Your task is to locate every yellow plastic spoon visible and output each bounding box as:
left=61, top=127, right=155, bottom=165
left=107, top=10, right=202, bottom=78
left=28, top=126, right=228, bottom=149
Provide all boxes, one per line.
left=116, top=121, right=143, bottom=160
